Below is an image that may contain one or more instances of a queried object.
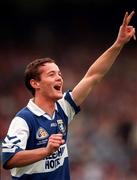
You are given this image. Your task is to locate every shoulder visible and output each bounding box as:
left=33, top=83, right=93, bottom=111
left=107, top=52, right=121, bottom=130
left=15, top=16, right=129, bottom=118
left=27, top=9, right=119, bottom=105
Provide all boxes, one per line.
left=16, top=107, right=32, bottom=117
left=15, top=107, right=36, bottom=129
left=7, top=116, right=29, bottom=137
left=58, top=90, right=80, bottom=114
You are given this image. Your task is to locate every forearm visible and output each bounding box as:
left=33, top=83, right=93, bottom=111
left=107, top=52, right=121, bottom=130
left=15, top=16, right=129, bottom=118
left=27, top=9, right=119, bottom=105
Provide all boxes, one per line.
left=85, top=10, right=136, bottom=82
left=85, top=41, right=124, bottom=82
left=6, top=134, right=64, bottom=169
left=6, top=147, right=50, bottom=169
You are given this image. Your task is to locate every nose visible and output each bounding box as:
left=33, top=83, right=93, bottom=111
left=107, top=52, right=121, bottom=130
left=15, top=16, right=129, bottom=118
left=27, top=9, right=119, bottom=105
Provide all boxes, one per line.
left=56, top=74, right=63, bottom=81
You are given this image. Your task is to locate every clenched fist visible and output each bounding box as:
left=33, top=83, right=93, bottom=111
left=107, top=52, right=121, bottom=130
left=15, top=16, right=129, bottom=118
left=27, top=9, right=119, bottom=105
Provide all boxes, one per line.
left=46, top=134, right=65, bottom=155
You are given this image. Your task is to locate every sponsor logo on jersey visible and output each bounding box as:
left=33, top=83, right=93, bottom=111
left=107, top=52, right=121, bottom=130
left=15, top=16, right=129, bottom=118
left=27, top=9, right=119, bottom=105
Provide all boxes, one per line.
left=51, top=122, right=57, bottom=127
left=45, top=145, right=65, bottom=170
left=57, top=119, right=66, bottom=135
left=36, top=127, right=49, bottom=140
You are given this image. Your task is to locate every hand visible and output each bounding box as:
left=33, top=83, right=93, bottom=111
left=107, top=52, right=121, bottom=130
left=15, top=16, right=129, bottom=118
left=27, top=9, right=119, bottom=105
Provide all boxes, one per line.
left=116, top=11, right=136, bottom=46
left=46, top=133, right=65, bottom=155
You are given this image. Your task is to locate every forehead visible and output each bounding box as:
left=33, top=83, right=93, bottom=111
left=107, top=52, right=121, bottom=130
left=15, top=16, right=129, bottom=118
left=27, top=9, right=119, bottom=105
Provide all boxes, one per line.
left=40, top=62, right=60, bottom=73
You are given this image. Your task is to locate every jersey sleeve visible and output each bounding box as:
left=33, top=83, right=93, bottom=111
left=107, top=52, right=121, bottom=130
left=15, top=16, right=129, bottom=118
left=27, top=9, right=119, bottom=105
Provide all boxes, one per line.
left=58, top=90, right=80, bottom=124
left=2, top=117, right=29, bottom=168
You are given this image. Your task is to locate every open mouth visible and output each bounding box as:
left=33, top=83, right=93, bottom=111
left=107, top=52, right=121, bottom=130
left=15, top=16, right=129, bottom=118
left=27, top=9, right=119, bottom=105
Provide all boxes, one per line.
left=54, top=85, right=61, bottom=91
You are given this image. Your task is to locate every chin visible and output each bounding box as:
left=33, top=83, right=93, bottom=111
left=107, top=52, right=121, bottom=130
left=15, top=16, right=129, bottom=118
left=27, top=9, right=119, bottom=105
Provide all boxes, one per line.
left=54, top=93, right=63, bottom=101
left=57, top=94, right=63, bottom=99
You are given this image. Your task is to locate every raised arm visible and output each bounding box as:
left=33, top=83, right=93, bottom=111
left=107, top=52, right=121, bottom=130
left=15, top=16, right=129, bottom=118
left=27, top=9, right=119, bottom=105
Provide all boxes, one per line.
left=72, top=11, right=136, bottom=106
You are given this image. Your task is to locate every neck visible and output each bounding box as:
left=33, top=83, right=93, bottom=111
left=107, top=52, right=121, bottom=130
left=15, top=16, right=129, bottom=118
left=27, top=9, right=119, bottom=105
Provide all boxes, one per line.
left=33, top=96, right=56, bottom=117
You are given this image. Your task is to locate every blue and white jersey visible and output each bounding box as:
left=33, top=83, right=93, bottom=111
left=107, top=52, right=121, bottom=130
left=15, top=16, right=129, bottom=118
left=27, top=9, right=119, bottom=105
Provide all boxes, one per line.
left=2, top=91, right=80, bottom=180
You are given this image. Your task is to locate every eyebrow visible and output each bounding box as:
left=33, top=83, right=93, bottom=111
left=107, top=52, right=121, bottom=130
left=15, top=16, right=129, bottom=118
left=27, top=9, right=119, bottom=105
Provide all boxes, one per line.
left=47, top=70, right=62, bottom=75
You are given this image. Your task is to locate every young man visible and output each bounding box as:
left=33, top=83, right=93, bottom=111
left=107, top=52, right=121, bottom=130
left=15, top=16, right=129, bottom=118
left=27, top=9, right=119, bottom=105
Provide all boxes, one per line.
left=2, top=11, right=136, bottom=180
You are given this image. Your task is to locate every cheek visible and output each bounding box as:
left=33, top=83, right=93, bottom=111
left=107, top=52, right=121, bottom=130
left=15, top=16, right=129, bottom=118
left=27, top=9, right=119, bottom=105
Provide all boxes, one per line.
left=43, top=84, right=52, bottom=91
left=39, top=78, right=55, bottom=92
left=40, top=85, right=52, bottom=96
left=41, top=79, right=53, bottom=87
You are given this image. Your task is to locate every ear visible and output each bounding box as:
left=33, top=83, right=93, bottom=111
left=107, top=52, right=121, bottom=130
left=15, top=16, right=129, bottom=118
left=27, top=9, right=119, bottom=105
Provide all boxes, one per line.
left=30, top=79, right=40, bottom=89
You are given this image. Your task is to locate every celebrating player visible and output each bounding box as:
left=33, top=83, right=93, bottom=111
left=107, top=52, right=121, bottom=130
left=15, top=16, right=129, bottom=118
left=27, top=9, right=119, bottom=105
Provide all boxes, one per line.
left=2, top=11, right=136, bottom=180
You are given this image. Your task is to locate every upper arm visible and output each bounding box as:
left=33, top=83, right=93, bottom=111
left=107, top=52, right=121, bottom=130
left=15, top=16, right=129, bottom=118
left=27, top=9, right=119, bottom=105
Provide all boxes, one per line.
left=2, top=117, right=29, bottom=168
left=72, top=74, right=99, bottom=106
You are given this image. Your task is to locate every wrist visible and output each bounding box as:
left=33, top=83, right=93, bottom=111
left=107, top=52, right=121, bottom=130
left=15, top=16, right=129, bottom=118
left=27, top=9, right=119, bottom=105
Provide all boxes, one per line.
left=112, top=39, right=125, bottom=50
left=40, top=147, right=51, bottom=158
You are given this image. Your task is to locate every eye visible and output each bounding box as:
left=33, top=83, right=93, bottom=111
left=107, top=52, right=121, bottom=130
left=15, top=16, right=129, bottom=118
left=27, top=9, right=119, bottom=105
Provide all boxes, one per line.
left=48, top=72, right=55, bottom=77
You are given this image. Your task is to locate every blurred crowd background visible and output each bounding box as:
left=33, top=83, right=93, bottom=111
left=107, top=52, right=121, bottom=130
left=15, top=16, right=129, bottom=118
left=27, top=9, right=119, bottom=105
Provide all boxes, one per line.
left=0, top=1, right=137, bottom=180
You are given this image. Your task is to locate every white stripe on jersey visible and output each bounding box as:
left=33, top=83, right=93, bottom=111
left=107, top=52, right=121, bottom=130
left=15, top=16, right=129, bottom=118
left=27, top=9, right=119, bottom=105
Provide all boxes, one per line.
left=2, top=146, right=19, bottom=153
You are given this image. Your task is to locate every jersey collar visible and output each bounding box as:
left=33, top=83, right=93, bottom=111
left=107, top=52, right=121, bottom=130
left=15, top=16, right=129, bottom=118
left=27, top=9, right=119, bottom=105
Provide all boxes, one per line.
left=27, top=99, right=58, bottom=119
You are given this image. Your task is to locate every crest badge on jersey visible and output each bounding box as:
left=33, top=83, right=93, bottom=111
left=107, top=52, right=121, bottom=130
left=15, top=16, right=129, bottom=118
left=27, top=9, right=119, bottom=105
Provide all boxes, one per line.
left=57, top=119, right=66, bottom=136
left=36, top=127, right=49, bottom=140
